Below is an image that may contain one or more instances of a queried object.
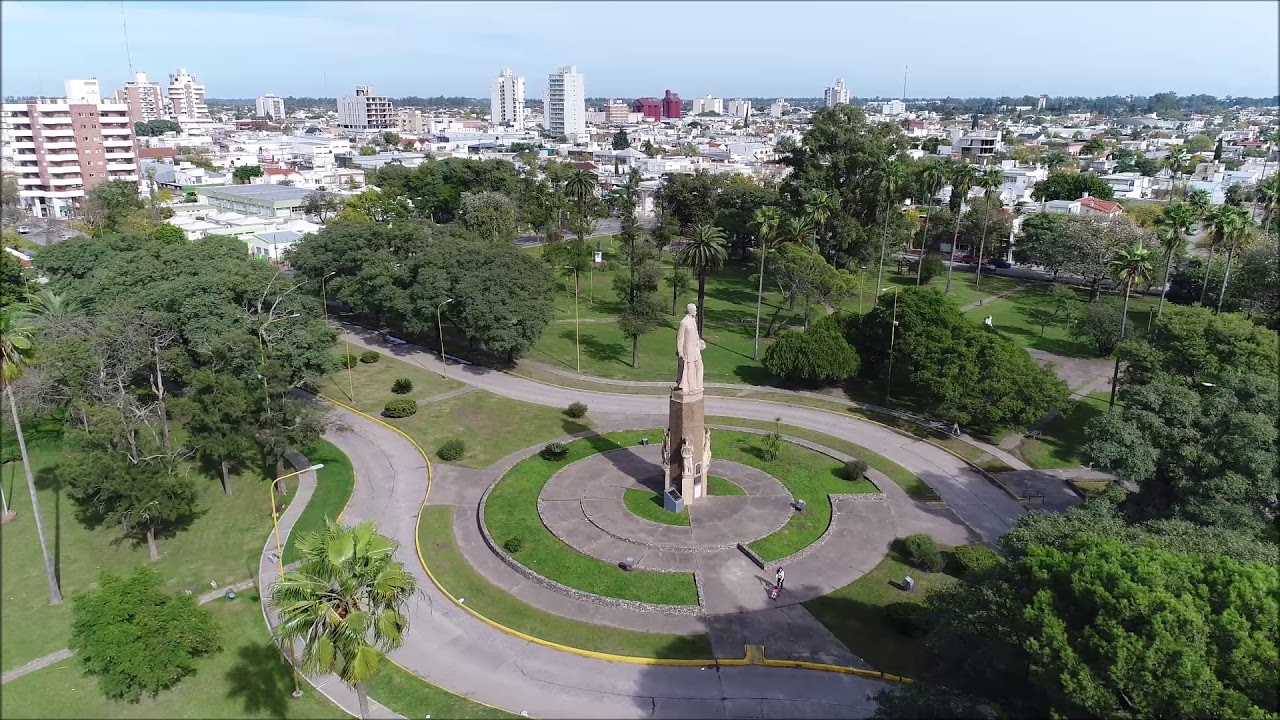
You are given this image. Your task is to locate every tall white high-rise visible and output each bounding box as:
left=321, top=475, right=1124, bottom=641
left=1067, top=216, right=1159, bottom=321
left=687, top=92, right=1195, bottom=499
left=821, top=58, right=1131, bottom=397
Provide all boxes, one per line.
left=114, top=72, right=170, bottom=123
left=337, top=85, right=394, bottom=130
left=725, top=99, right=752, bottom=118
left=167, top=67, right=210, bottom=123
left=491, top=69, right=526, bottom=129
left=824, top=78, right=850, bottom=108
left=543, top=65, right=586, bottom=140
left=256, top=94, right=286, bottom=120
left=692, top=96, right=724, bottom=115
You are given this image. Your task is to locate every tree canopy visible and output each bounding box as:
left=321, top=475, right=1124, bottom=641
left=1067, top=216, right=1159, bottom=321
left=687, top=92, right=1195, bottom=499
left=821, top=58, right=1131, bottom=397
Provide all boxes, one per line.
left=1031, top=172, right=1116, bottom=202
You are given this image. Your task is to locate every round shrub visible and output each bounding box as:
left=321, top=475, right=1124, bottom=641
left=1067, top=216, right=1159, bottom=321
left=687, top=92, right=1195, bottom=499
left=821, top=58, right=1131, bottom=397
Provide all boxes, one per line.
left=339, top=353, right=358, bottom=369
left=841, top=459, right=869, bottom=482
left=565, top=401, right=588, bottom=419
left=540, top=442, right=568, bottom=461
left=902, top=533, right=945, bottom=573
left=391, top=377, right=414, bottom=394
left=359, top=350, right=380, bottom=364
left=437, top=438, right=466, bottom=462
left=762, top=317, right=860, bottom=385
left=885, top=601, right=934, bottom=638
left=1, top=445, right=20, bottom=464
left=381, top=398, right=418, bottom=418
left=948, top=544, right=1002, bottom=578
left=502, top=536, right=524, bottom=554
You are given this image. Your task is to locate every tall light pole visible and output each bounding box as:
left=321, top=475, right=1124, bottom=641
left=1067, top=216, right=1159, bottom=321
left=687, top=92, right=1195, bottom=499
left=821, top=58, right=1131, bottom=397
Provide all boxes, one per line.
left=560, top=266, right=580, bottom=372
left=858, top=265, right=868, bottom=314
left=436, top=298, right=453, bottom=376
left=883, top=288, right=900, bottom=404
left=268, top=462, right=325, bottom=699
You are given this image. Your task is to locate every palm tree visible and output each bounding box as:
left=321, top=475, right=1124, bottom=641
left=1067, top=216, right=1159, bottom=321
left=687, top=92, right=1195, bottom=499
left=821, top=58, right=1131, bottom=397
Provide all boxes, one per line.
left=1107, top=241, right=1155, bottom=410
left=973, top=167, right=1005, bottom=289
left=803, top=190, right=838, bottom=257
left=1185, top=187, right=1212, bottom=223
left=780, top=215, right=816, bottom=249
left=16, top=289, right=81, bottom=323
left=874, top=159, right=909, bottom=304
left=1199, top=206, right=1231, bottom=305
left=750, top=206, right=782, bottom=360
left=944, top=162, right=979, bottom=294
left=915, top=160, right=949, bottom=285
left=564, top=168, right=599, bottom=244
left=0, top=310, right=62, bottom=604
left=1164, top=146, right=1188, bottom=202
left=1257, top=174, right=1280, bottom=230
left=1214, top=205, right=1253, bottom=314
left=1043, top=150, right=1068, bottom=171
left=677, top=223, right=727, bottom=335
left=269, top=519, right=415, bottom=720
left=1155, top=202, right=1197, bottom=317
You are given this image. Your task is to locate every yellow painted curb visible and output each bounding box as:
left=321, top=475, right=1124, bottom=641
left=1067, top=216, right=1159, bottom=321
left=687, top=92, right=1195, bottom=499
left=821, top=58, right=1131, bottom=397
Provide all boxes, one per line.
left=317, top=392, right=914, bottom=687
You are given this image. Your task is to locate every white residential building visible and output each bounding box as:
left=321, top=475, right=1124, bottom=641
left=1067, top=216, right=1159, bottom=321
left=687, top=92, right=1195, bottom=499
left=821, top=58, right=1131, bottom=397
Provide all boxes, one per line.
left=543, top=65, right=586, bottom=141
left=113, top=71, right=170, bottom=123
left=1099, top=172, right=1152, bottom=199
left=768, top=99, right=790, bottom=118
left=167, top=68, right=211, bottom=124
left=491, top=69, right=526, bottom=129
left=338, top=85, right=394, bottom=130
left=881, top=100, right=906, bottom=116
left=2, top=79, right=141, bottom=219
left=952, top=130, right=1004, bottom=158
left=725, top=99, right=752, bottom=118
left=824, top=78, right=850, bottom=108
left=692, top=96, right=723, bottom=116
left=256, top=94, right=286, bottom=120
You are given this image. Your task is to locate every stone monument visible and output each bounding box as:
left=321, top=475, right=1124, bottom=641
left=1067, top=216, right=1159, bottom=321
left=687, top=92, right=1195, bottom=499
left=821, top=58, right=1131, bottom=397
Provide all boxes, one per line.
left=663, top=303, right=710, bottom=503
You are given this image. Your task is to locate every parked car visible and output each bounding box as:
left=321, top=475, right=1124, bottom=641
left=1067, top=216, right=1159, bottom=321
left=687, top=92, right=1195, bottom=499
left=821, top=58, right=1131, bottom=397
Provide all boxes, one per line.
left=16, top=225, right=30, bottom=234
left=958, top=254, right=979, bottom=264
left=984, top=259, right=1013, bottom=269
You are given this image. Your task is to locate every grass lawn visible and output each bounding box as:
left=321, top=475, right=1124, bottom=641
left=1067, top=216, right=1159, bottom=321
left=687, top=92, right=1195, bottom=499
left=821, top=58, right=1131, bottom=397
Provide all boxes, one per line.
left=321, top=347, right=462, bottom=410
left=1015, top=392, right=1110, bottom=470
left=483, top=430, right=699, bottom=606
left=0, top=417, right=310, bottom=672
left=282, top=440, right=355, bottom=564
left=707, top=475, right=745, bottom=496
left=963, top=284, right=1157, bottom=359
left=0, top=598, right=345, bottom=720
left=711, top=430, right=877, bottom=562
left=707, top=417, right=939, bottom=502
left=803, top=551, right=955, bottom=679
left=367, top=662, right=518, bottom=719
left=316, top=350, right=594, bottom=468
left=419, top=505, right=712, bottom=658
left=622, top=488, right=689, bottom=526
left=885, top=268, right=1025, bottom=310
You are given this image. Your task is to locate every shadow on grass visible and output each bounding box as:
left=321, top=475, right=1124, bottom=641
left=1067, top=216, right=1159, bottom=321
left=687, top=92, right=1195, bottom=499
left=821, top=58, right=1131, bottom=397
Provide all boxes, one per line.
left=224, top=640, right=296, bottom=719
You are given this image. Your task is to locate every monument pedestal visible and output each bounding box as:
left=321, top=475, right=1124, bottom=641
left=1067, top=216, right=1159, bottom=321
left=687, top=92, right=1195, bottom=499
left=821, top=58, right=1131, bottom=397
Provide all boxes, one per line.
left=664, top=389, right=710, bottom=504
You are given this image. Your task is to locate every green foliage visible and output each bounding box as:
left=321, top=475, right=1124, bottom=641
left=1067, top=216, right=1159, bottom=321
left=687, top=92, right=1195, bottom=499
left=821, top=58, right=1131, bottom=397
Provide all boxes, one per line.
left=368, top=156, right=521, bottom=223
left=841, top=458, right=869, bottom=482
left=760, top=428, right=782, bottom=462
left=901, top=533, right=944, bottom=572
left=169, top=369, right=262, bottom=495
left=133, top=119, right=182, bottom=136
left=539, top=442, right=568, bottom=461
left=83, top=179, right=145, bottom=234
left=613, top=170, right=664, bottom=366
left=612, top=129, right=630, bottom=150
left=565, top=401, right=588, bottom=419
left=340, top=352, right=358, bottom=369
left=502, top=536, right=524, bottom=554
left=381, top=398, right=418, bottom=418
left=914, top=253, right=944, bottom=284
left=762, top=315, right=861, bottom=385
left=765, top=243, right=859, bottom=326
left=871, top=685, right=990, bottom=720
left=0, top=249, right=31, bottom=310
left=359, top=350, right=380, bottom=363
left=947, top=544, right=1001, bottom=578
left=1069, top=299, right=1124, bottom=355
left=437, top=438, right=466, bottom=461
left=1031, top=171, right=1116, bottom=201
left=231, top=165, right=264, bottom=185
left=459, top=190, right=518, bottom=243
left=884, top=601, right=934, bottom=637
left=1184, top=133, right=1214, bottom=153
left=391, top=377, right=413, bottom=394
left=151, top=223, right=185, bottom=245
left=359, top=145, right=378, bottom=156
left=69, top=566, right=219, bottom=702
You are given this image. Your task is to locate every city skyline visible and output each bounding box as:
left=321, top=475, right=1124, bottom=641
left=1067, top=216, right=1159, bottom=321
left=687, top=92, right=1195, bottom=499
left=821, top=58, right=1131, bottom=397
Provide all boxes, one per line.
left=1, top=1, right=1277, bottom=101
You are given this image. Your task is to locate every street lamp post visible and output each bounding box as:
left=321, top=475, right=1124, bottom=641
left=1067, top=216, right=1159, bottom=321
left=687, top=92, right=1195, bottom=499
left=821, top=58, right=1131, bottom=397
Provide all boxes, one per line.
left=268, top=462, right=325, bottom=699
left=436, top=298, right=453, bottom=376
left=884, top=289, right=900, bottom=404
left=858, top=265, right=868, bottom=314
left=561, top=266, right=581, bottom=372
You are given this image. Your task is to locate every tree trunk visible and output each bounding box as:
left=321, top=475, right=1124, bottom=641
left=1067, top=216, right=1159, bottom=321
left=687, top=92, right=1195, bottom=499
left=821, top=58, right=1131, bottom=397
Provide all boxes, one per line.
left=152, top=338, right=171, bottom=451
left=145, top=525, right=159, bottom=562
left=1198, top=246, right=1217, bottom=305
left=916, top=211, right=932, bottom=286
left=753, top=244, right=767, bottom=360
left=6, top=386, right=62, bottom=604
left=1109, top=282, right=1133, bottom=410
left=1216, top=244, right=1236, bottom=314
left=696, top=271, right=707, bottom=335
left=944, top=218, right=961, bottom=294
left=220, top=460, right=233, bottom=496
left=874, top=200, right=891, bottom=306
left=1157, top=250, right=1175, bottom=318
left=274, top=454, right=287, bottom=494
left=975, top=210, right=991, bottom=290
left=355, top=683, right=371, bottom=720
left=631, top=336, right=639, bottom=368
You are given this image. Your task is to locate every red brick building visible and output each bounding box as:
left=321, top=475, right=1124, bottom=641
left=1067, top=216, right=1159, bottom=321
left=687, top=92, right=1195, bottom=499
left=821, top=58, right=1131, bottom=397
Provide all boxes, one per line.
left=663, top=90, right=682, bottom=120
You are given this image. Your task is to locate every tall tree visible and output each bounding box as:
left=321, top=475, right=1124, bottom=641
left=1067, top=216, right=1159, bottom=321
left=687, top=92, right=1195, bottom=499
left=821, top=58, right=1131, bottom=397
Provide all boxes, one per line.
left=270, top=520, right=416, bottom=720
left=612, top=170, right=663, bottom=367
left=915, top=160, right=949, bottom=285
left=944, top=162, right=978, bottom=293
left=972, top=167, right=1005, bottom=289
left=873, top=159, right=909, bottom=303
left=171, top=369, right=261, bottom=496
left=1212, top=205, right=1253, bottom=314
left=751, top=205, right=783, bottom=359
left=0, top=309, right=62, bottom=603
left=564, top=168, right=599, bottom=243
left=1107, top=239, right=1155, bottom=408
left=1155, top=202, right=1197, bottom=317
left=677, top=223, right=727, bottom=335
left=1164, top=145, right=1188, bottom=201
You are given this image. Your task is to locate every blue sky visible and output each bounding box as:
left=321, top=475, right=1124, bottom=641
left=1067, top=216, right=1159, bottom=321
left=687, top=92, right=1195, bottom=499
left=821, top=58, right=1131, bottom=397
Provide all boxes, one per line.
left=2, top=1, right=1277, bottom=100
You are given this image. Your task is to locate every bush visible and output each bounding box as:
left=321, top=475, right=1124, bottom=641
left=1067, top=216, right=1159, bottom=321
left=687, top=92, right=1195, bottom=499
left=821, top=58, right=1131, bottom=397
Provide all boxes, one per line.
left=762, top=317, right=860, bottom=385
left=901, top=533, right=945, bottom=573
left=391, top=378, right=414, bottom=394
left=915, top=253, right=946, bottom=285
left=381, top=398, right=418, bottom=418
left=885, top=601, right=934, bottom=638
left=437, top=438, right=466, bottom=461
left=540, top=442, right=568, bottom=461
left=502, top=536, right=524, bottom=554
left=841, top=459, right=869, bottom=482
left=948, top=544, right=1001, bottom=578
left=1, top=444, right=20, bottom=464
left=339, top=353, right=358, bottom=369
left=565, top=401, right=588, bottom=419
left=760, top=431, right=782, bottom=462
left=359, top=350, right=380, bottom=364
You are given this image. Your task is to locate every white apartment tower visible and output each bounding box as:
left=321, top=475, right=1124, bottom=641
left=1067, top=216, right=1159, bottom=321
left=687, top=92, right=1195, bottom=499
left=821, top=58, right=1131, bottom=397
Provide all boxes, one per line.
left=543, top=65, right=586, bottom=141
left=824, top=78, right=850, bottom=108
left=167, top=67, right=210, bottom=123
left=256, top=94, right=286, bottom=120
left=491, top=69, right=526, bottom=129
left=1, top=78, right=141, bottom=219
left=725, top=98, right=752, bottom=118
left=114, top=72, right=170, bottom=123
left=692, top=96, right=724, bottom=115
left=337, top=85, right=394, bottom=130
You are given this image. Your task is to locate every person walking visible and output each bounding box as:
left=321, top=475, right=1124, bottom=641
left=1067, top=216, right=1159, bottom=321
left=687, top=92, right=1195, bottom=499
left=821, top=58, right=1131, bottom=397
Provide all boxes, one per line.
left=775, top=566, right=785, bottom=591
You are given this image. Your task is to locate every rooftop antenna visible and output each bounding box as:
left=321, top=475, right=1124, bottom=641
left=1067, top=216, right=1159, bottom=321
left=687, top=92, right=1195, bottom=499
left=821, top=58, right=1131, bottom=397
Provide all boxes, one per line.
left=121, top=1, right=134, bottom=75
left=902, top=65, right=907, bottom=101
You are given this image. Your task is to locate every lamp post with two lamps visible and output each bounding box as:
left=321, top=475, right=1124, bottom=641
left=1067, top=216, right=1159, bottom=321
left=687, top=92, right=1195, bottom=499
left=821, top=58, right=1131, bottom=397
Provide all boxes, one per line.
left=560, top=266, right=581, bottom=372
left=882, top=287, right=902, bottom=404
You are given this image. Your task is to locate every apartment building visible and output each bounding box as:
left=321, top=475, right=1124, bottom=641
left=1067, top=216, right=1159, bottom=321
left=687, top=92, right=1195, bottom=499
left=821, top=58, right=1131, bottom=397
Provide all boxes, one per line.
left=953, top=130, right=1004, bottom=158
left=491, top=69, right=526, bottom=129
left=2, top=78, right=141, bottom=219
left=114, top=71, right=170, bottom=123
left=725, top=99, right=752, bottom=118
left=256, top=94, right=286, bottom=120
left=167, top=68, right=211, bottom=126
left=338, top=85, right=394, bottom=130
left=544, top=66, right=586, bottom=140
left=692, top=96, right=723, bottom=116
left=824, top=78, right=850, bottom=108
left=396, top=108, right=427, bottom=134
left=604, top=100, right=630, bottom=124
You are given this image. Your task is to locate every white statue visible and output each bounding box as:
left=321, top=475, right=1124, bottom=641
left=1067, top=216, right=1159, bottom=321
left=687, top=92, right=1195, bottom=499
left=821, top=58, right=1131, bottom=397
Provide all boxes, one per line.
left=675, top=303, right=706, bottom=393
left=702, top=428, right=711, bottom=477
left=660, top=429, right=670, bottom=477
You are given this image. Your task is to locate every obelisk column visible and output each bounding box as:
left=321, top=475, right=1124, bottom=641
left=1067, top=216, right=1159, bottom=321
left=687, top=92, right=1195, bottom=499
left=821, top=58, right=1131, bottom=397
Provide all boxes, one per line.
left=666, top=303, right=710, bottom=503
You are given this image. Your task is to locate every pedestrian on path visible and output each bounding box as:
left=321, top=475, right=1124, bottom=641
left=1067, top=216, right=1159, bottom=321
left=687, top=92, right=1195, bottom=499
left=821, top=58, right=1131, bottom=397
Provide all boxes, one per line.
left=775, top=566, right=785, bottom=591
